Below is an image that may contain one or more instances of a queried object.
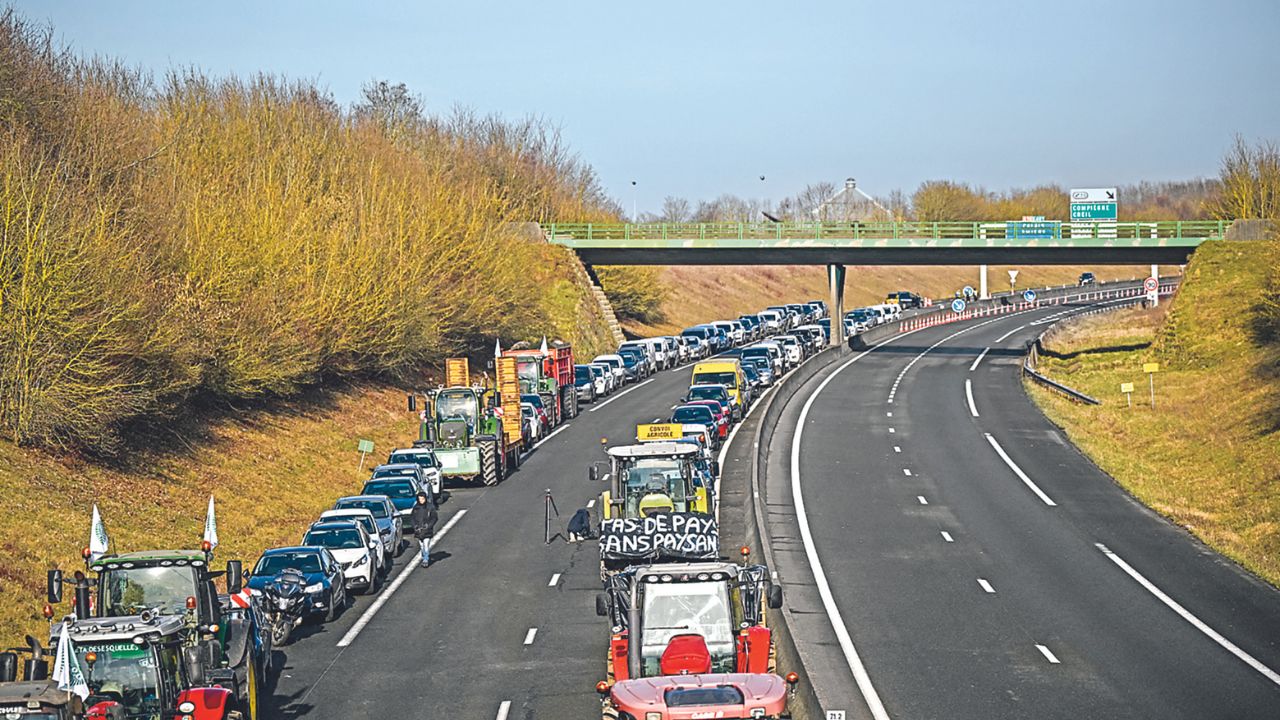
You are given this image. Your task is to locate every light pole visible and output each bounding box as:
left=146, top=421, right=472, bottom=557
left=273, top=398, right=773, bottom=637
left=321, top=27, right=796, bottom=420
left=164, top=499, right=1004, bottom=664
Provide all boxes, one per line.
left=630, top=180, right=637, bottom=222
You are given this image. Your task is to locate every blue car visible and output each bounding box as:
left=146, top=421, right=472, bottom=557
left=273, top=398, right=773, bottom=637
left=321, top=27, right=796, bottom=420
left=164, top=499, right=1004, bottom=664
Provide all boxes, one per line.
left=248, top=546, right=346, bottom=621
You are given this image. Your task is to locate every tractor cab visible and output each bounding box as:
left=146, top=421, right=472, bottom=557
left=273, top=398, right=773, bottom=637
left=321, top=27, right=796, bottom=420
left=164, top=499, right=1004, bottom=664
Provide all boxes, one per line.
left=596, top=443, right=710, bottom=520
left=50, top=615, right=238, bottom=720
left=0, top=637, right=84, bottom=720
left=432, top=387, right=483, bottom=445
left=595, top=561, right=783, bottom=683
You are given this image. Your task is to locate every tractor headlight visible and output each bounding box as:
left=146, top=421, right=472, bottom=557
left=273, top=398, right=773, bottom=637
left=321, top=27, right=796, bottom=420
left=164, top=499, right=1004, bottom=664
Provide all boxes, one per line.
left=305, top=582, right=324, bottom=594
left=178, top=701, right=197, bottom=713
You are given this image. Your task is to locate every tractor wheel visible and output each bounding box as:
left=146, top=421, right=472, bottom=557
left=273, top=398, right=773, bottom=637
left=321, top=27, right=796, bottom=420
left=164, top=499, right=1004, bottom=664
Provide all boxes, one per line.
left=241, top=657, right=261, bottom=720
left=478, top=438, right=500, bottom=486
left=563, top=387, right=579, bottom=419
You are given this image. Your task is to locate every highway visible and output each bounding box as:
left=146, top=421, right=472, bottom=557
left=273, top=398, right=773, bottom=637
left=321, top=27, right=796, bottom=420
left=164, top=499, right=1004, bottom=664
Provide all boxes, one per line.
left=263, top=363, right=712, bottom=719
left=764, top=301, right=1280, bottom=719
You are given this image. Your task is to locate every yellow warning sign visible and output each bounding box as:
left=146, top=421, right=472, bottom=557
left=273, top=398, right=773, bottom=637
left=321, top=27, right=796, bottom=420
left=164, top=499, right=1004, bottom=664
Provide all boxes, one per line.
left=1142, top=363, right=1160, bottom=374
left=637, top=423, right=683, bottom=442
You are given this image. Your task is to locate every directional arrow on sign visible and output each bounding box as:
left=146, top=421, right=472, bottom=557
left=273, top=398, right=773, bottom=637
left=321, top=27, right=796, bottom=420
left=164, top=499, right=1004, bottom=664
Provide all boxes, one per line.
left=1107, top=190, right=1115, bottom=199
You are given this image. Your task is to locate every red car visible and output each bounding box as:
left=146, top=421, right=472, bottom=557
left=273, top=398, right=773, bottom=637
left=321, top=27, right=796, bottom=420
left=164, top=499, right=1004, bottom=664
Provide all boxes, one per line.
left=601, top=672, right=797, bottom=720
left=683, top=400, right=730, bottom=439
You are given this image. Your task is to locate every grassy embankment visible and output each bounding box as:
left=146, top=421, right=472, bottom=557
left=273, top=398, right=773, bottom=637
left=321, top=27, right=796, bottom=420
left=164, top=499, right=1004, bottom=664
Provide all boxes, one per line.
left=630, top=264, right=1158, bottom=335
left=0, top=11, right=619, bottom=639
left=1029, top=236, right=1280, bottom=586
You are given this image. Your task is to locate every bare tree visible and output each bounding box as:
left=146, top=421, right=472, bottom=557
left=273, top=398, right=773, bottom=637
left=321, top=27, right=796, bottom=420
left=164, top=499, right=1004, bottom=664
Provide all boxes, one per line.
left=658, top=196, right=692, bottom=223
left=353, top=80, right=423, bottom=137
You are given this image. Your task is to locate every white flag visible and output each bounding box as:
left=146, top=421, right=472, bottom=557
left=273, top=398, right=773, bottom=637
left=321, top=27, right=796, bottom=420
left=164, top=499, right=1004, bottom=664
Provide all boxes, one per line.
left=203, top=494, right=219, bottom=550
left=88, top=505, right=109, bottom=562
left=52, top=621, right=89, bottom=700
left=539, top=336, right=548, bottom=354
left=494, top=338, right=502, bottom=358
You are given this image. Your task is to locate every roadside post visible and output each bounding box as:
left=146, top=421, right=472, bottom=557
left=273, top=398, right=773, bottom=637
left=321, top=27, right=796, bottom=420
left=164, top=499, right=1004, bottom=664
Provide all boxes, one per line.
left=1144, top=276, right=1159, bottom=307
left=1120, top=382, right=1134, bottom=408
left=1008, top=269, right=1019, bottom=295
left=357, top=438, right=374, bottom=471
left=544, top=488, right=560, bottom=545
left=1142, top=363, right=1159, bottom=408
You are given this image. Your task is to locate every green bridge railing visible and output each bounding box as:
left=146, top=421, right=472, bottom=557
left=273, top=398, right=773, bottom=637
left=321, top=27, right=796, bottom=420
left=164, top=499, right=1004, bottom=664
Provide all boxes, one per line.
left=542, top=220, right=1229, bottom=244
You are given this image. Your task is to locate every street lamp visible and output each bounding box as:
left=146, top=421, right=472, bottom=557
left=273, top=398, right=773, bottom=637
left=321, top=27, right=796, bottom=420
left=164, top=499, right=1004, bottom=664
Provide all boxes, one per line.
left=630, top=180, right=637, bottom=222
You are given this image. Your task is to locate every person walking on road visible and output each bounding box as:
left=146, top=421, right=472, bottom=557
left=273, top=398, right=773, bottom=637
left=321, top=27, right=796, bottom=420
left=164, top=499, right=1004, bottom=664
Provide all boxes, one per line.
left=417, top=492, right=439, bottom=567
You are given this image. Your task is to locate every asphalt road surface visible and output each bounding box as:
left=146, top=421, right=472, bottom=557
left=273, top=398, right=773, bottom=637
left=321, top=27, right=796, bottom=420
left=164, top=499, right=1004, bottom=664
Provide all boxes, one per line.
left=766, top=301, right=1280, bottom=719
left=262, top=359, right=717, bottom=719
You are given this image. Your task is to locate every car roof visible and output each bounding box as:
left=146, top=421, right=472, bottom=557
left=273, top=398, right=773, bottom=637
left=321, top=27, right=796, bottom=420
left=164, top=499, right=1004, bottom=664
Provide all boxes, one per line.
left=374, top=462, right=418, bottom=471
left=307, top=520, right=362, bottom=532
left=262, top=545, right=322, bottom=556
left=336, top=494, right=391, bottom=504
left=689, top=383, right=728, bottom=391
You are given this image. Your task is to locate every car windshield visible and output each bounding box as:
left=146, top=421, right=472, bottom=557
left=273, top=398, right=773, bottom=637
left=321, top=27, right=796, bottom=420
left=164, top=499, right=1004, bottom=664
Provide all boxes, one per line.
left=78, top=642, right=162, bottom=717
left=99, top=565, right=197, bottom=616
left=620, top=353, right=639, bottom=366
left=575, top=367, right=591, bottom=381
left=521, top=406, right=534, bottom=418
left=435, top=389, right=477, bottom=426
left=326, top=513, right=376, bottom=535
left=742, top=366, right=759, bottom=381
left=304, top=527, right=365, bottom=550
left=362, top=480, right=416, bottom=499
left=516, top=358, right=541, bottom=383
left=389, top=451, right=437, bottom=468
left=672, top=407, right=713, bottom=424
left=336, top=498, right=389, bottom=518
left=688, top=386, right=727, bottom=401
left=521, top=394, right=544, bottom=408
left=255, top=552, right=323, bottom=575
left=640, top=580, right=734, bottom=671
left=692, top=372, right=736, bottom=388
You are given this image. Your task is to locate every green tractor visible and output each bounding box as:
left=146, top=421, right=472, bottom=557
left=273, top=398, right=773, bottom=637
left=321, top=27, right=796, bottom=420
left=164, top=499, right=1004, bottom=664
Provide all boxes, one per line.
left=422, top=385, right=520, bottom=486
left=46, top=547, right=269, bottom=720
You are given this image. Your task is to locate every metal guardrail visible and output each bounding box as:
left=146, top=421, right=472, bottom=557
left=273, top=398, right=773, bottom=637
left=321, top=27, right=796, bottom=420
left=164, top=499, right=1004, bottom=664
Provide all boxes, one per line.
left=544, top=220, right=1229, bottom=245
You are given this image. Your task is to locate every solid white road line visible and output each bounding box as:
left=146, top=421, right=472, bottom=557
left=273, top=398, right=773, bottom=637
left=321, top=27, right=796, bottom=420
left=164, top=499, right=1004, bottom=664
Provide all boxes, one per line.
left=532, top=423, right=570, bottom=449
left=984, top=433, right=1057, bottom=507
left=337, top=508, right=468, bottom=647
left=714, top=383, right=776, bottom=525
left=940, top=531, right=954, bottom=543
left=496, top=700, right=511, bottom=720
left=523, top=628, right=538, bottom=645
left=1096, top=543, right=1280, bottom=687
left=589, top=377, right=654, bottom=412
left=792, top=341, right=913, bottom=720
left=969, top=347, right=990, bottom=371
left=548, top=573, right=561, bottom=587
left=917, top=496, right=928, bottom=505
left=977, top=578, right=995, bottom=594
left=1036, top=644, right=1061, bottom=664
left=965, top=378, right=979, bottom=417
left=995, top=325, right=1026, bottom=343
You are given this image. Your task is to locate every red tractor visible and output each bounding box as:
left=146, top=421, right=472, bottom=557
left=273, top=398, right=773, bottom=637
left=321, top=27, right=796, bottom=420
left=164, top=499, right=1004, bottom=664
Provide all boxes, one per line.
left=504, top=342, right=577, bottom=427
left=598, top=672, right=799, bottom=720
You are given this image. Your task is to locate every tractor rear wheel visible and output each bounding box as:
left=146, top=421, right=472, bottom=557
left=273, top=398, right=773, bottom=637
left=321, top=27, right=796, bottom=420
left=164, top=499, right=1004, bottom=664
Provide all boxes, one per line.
left=478, top=438, right=500, bottom=486
left=241, top=657, right=260, bottom=720
left=563, top=386, right=579, bottom=419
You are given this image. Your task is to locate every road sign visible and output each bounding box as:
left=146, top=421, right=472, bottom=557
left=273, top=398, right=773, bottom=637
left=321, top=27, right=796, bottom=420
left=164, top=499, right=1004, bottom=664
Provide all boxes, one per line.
left=637, top=423, right=682, bottom=441
left=1143, top=363, right=1159, bottom=373
left=1143, top=363, right=1159, bottom=408
left=356, top=438, right=374, bottom=471
left=1143, top=277, right=1158, bottom=292
left=1023, top=289, right=1037, bottom=302
left=1008, top=269, right=1019, bottom=283
left=1006, top=220, right=1059, bottom=239
left=951, top=298, right=967, bottom=313
left=1120, top=382, right=1134, bottom=393
left=826, top=712, right=847, bottom=720
left=1070, top=187, right=1118, bottom=221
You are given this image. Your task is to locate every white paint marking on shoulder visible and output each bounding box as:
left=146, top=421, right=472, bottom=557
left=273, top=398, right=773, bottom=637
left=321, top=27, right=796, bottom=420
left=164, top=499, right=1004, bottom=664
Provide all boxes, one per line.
left=903, top=468, right=912, bottom=477
left=893, top=446, right=901, bottom=453
left=886, top=411, right=893, bottom=417
left=917, top=495, right=928, bottom=505
left=337, top=508, right=468, bottom=647
left=586, top=498, right=595, bottom=508
left=1036, top=644, right=1061, bottom=664
left=548, top=573, right=561, bottom=587
left=888, top=428, right=895, bottom=434
left=532, top=424, right=569, bottom=448
left=496, top=700, right=512, bottom=720
left=996, top=325, right=1027, bottom=343
left=965, top=378, right=979, bottom=417
left=984, top=433, right=1057, bottom=507
left=940, top=531, right=954, bottom=543
left=977, top=578, right=995, bottom=594
left=969, top=346, right=990, bottom=371
left=589, top=377, right=655, bottom=412
left=523, top=627, right=538, bottom=645
left=1096, top=543, right=1280, bottom=687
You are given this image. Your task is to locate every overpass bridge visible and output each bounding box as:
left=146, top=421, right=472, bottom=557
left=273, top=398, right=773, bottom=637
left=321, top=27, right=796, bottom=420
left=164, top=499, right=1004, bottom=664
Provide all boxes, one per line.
left=542, top=219, right=1234, bottom=346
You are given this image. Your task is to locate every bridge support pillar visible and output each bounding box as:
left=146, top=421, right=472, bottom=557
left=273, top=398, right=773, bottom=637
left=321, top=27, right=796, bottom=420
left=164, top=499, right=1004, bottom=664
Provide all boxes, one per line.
left=980, top=264, right=989, bottom=299
left=828, top=263, right=846, bottom=347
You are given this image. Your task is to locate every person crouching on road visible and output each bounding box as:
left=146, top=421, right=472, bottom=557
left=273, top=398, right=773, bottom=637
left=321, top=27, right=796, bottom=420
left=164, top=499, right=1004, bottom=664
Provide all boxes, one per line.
left=417, top=492, right=439, bottom=567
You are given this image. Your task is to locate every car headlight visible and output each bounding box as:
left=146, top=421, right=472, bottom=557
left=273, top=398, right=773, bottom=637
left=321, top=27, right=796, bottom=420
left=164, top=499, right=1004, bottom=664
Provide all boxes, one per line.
left=354, top=554, right=369, bottom=567
left=305, top=582, right=324, bottom=593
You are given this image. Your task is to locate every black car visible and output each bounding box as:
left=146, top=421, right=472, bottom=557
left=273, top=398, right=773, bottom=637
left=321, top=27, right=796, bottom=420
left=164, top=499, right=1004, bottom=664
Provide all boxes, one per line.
left=886, top=291, right=924, bottom=309
left=248, top=546, right=347, bottom=622
left=361, top=476, right=433, bottom=533
left=1079, top=272, right=1096, bottom=286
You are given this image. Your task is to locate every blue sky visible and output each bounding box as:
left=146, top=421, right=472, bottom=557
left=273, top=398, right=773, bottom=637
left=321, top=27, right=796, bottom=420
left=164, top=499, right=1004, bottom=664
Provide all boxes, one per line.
left=18, top=0, right=1278, bottom=214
